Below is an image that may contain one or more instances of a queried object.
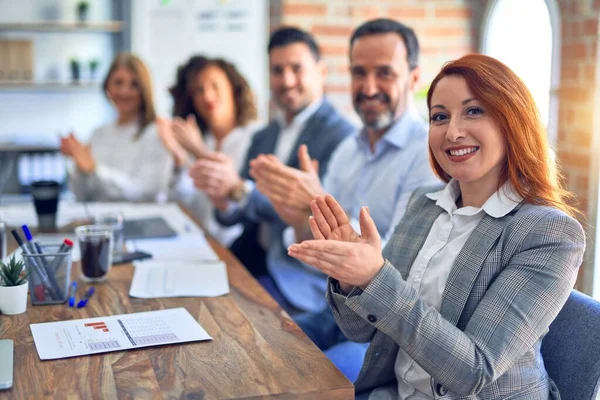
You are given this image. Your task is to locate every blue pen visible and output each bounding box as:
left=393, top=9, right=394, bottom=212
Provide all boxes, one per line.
left=77, top=287, right=95, bottom=308
left=68, top=281, right=77, bottom=307
left=22, top=224, right=49, bottom=269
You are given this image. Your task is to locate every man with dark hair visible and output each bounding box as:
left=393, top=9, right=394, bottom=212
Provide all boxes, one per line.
left=249, top=18, right=440, bottom=382
left=189, top=26, right=353, bottom=301
left=268, top=26, right=321, bottom=61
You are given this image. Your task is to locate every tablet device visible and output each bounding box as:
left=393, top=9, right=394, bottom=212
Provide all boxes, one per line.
left=0, top=339, right=13, bottom=390
left=123, top=217, right=178, bottom=240
left=112, top=251, right=152, bottom=265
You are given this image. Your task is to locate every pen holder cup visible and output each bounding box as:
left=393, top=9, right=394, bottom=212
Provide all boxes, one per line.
left=22, top=244, right=72, bottom=305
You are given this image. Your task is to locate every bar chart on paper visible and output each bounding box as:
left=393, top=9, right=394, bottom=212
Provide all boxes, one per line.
left=30, top=308, right=212, bottom=359
left=84, top=321, right=122, bottom=350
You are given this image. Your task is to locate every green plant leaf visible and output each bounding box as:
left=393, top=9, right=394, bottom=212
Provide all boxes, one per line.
left=0, top=268, right=12, bottom=286
left=0, top=255, right=27, bottom=286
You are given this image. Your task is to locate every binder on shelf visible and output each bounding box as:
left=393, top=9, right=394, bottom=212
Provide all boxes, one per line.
left=0, top=40, right=7, bottom=80
left=1, top=39, right=34, bottom=82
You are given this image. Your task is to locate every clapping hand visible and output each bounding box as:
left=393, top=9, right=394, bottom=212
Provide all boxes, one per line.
left=172, top=115, right=207, bottom=159
left=189, top=152, right=242, bottom=203
left=59, top=133, right=96, bottom=174
left=157, top=117, right=190, bottom=167
left=250, top=144, right=324, bottom=210
left=271, top=201, right=312, bottom=237
left=287, top=194, right=385, bottom=292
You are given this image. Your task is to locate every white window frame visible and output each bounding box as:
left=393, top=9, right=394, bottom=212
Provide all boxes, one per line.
left=480, top=0, right=561, bottom=146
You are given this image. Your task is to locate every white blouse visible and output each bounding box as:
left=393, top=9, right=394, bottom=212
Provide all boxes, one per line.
left=369, top=180, right=522, bottom=400
left=175, top=122, right=261, bottom=247
left=68, top=121, right=174, bottom=203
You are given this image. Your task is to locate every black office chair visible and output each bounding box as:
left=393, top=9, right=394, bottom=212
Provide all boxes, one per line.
left=541, top=290, right=600, bottom=400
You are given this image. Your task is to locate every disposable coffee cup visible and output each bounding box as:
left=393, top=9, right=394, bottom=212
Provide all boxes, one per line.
left=30, top=180, right=60, bottom=232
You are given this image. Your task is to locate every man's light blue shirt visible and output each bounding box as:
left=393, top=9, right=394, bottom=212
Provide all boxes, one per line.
left=272, top=105, right=441, bottom=312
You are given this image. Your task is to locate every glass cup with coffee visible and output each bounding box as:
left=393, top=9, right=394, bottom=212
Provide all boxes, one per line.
left=94, top=212, right=124, bottom=256
left=75, top=225, right=114, bottom=282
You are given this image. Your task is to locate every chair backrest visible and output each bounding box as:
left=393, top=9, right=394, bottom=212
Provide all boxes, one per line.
left=541, top=290, right=600, bottom=400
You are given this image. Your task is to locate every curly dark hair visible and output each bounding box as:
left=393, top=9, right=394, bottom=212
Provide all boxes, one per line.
left=169, top=56, right=257, bottom=134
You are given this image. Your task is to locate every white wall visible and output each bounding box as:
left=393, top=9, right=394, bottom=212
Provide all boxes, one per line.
left=130, top=0, right=269, bottom=121
left=0, top=0, right=270, bottom=145
left=0, top=0, right=117, bottom=144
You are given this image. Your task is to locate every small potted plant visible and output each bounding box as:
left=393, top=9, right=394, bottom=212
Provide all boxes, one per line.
left=70, top=58, right=81, bottom=83
left=76, top=1, right=90, bottom=22
left=89, top=59, right=100, bottom=81
left=0, top=255, right=30, bottom=315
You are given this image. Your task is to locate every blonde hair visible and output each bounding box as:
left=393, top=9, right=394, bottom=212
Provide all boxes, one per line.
left=103, top=53, right=156, bottom=139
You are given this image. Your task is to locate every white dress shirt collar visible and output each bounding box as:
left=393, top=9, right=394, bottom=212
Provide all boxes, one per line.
left=275, top=97, right=323, bottom=130
left=426, top=179, right=522, bottom=218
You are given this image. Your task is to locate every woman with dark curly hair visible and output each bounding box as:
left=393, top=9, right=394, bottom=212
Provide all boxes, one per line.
left=158, top=56, right=261, bottom=245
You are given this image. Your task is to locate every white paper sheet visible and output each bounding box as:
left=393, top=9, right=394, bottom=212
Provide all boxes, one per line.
left=30, top=308, right=211, bottom=360
left=129, top=260, right=229, bottom=298
left=127, top=235, right=219, bottom=263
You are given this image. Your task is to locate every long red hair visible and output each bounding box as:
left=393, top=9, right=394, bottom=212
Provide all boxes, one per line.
left=427, top=54, right=576, bottom=216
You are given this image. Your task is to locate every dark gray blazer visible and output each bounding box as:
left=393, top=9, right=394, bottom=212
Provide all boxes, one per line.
left=218, top=99, right=354, bottom=226
left=328, top=186, right=585, bottom=399
left=217, top=100, right=353, bottom=307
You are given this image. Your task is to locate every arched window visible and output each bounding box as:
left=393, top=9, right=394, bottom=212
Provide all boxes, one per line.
left=481, top=0, right=560, bottom=144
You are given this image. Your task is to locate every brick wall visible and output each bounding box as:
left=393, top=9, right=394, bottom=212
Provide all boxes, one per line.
left=271, top=0, right=485, bottom=121
left=554, top=0, right=600, bottom=294
left=271, top=0, right=600, bottom=294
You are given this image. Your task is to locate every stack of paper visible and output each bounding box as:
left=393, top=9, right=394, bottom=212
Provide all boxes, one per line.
left=127, top=235, right=219, bottom=262
left=129, top=260, right=229, bottom=298
left=127, top=234, right=228, bottom=298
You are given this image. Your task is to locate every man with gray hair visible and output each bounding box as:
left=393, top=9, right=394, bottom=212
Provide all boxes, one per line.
left=250, top=18, right=440, bottom=381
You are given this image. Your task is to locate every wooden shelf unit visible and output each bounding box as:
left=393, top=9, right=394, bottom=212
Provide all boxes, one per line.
left=0, top=21, right=123, bottom=33
left=0, top=80, right=101, bottom=92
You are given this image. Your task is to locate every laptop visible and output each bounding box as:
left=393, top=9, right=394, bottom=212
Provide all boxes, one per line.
left=123, top=217, right=178, bottom=240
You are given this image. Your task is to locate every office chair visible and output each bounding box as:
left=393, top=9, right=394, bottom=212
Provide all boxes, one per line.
left=541, top=290, right=600, bottom=400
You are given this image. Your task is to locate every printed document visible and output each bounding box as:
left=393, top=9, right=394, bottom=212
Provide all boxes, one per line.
left=30, top=308, right=211, bottom=360
left=129, top=260, right=229, bottom=298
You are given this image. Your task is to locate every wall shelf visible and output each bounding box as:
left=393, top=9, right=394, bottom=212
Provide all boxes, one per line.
left=0, top=21, right=123, bottom=33
left=0, top=81, right=101, bottom=92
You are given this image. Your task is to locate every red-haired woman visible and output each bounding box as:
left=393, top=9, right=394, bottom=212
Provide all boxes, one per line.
left=288, top=54, right=585, bottom=399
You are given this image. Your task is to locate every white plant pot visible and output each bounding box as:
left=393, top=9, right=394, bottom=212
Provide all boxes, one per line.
left=0, top=281, right=29, bottom=315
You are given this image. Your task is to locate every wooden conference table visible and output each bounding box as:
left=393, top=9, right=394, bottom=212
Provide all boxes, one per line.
left=0, top=215, right=354, bottom=399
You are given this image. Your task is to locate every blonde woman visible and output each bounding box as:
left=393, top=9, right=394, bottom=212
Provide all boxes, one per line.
left=61, top=53, right=173, bottom=202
